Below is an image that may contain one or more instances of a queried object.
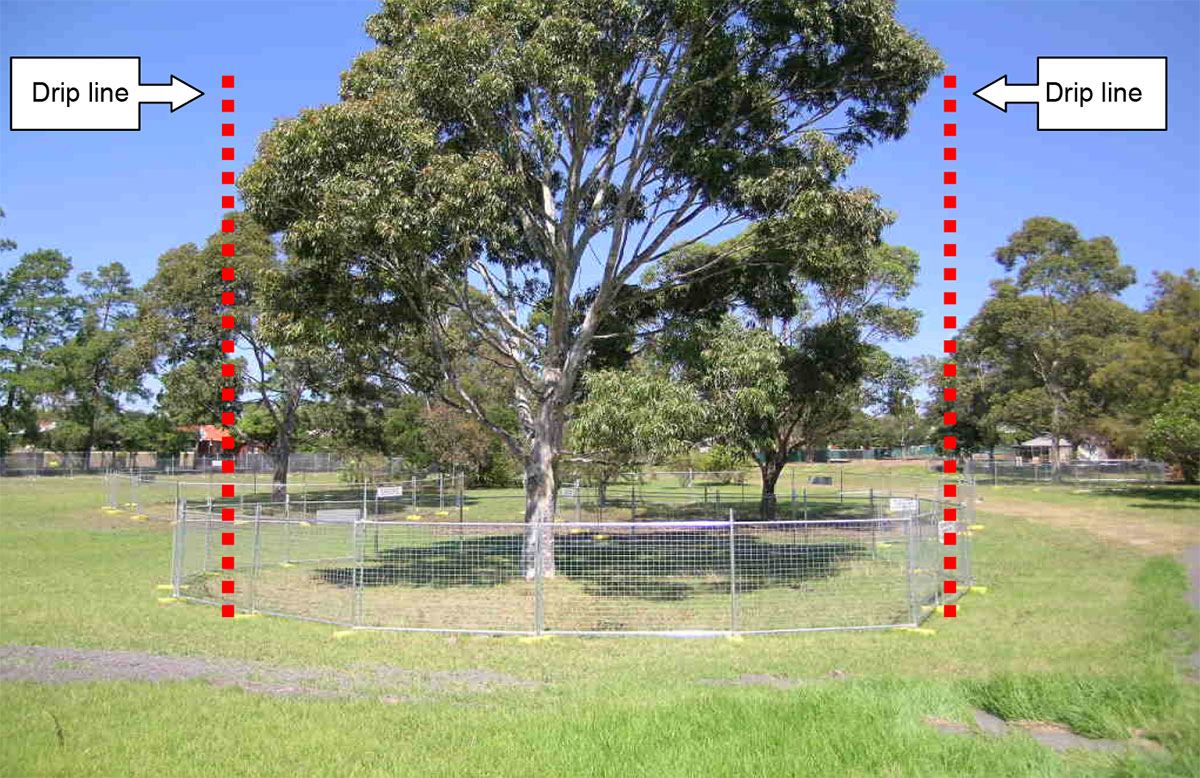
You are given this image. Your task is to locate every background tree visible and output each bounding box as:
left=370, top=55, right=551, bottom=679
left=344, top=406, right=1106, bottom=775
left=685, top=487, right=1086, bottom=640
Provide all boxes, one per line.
left=0, top=249, right=75, bottom=453
left=143, top=213, right=324, bottom=497
left=1091, top=269, right=1200, bottom=454
left=572, top=364, right=707, bottom=498
left=43, top=262, right=151, bottom=460
left=652, top=235, right=919, bottom=517
left=240, top=0, right=941, bottom=572
left=961, top=217, right=1138, bottom=471
left=1145, top=383, right=1200, bottom=484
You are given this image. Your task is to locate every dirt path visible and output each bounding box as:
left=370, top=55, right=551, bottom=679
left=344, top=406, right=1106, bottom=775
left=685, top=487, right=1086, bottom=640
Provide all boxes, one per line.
left=0, top=645, right=540, bottom=699
left=1184, top=545, right=1200, bottom=676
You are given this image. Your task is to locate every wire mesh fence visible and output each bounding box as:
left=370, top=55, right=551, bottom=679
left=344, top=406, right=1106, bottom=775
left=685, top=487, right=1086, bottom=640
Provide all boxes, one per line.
left=171, top=479, right=974, bottom=636
left=964, top=458, right=1165, bottom=484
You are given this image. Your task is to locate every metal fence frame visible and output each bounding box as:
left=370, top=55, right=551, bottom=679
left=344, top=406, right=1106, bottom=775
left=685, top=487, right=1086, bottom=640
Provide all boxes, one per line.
left=170, top=482, right=974, bottom=637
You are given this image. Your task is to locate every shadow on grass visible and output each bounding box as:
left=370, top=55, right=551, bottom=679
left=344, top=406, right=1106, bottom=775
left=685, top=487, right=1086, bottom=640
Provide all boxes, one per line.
left=315, top=529, right=876, bottom=601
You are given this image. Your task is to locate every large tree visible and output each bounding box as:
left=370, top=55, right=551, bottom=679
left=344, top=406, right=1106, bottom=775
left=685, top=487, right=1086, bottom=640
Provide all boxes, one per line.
left=240, top=0, right=941, bottom=573
left=959, top=217, right=1139, bottom=471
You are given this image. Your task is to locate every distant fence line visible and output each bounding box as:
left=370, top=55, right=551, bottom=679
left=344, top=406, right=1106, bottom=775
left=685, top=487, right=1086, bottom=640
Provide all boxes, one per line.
left=963, top=458, right=1165, bottom=484
left=0, top=450, right=413, bottom=478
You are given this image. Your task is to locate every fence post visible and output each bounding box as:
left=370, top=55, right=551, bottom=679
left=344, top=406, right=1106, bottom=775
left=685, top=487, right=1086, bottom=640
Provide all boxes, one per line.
left=905, top=510, right=918, bottom=625
left=251, top=503, right=263, bottom=615
left=439, top=473, right=445, bottom=509
left=533, top=523, right=545, bottom=636
left=412, top=476, right=417, bottom=509
left=353, top=509, right=364, bottom=627
left=203, top=496, right=213, bottom=574
left=630, top=483, right=636, bottom=523
left=839, top=468, right=844, bottom=504
left=172, top=498, right=185, bottom=597
left=803, top=487, right=808, bottom=520
left=728, top=508, right=738, bottom=633
left=575, top=477, right=582, bottom=522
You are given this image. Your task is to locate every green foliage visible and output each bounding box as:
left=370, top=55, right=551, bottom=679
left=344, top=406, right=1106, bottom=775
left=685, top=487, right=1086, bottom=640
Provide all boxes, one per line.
left=572, top=366, right=707, bottom=482
left=0, top=248, right=75, bottom=451
left=1146, top=383, right=1200, bottom=483
left=944, top=217, right=1139, bottom=458
left=43, top=262, right=152, bottom=454
left=142, top=213, right=327, bottom=484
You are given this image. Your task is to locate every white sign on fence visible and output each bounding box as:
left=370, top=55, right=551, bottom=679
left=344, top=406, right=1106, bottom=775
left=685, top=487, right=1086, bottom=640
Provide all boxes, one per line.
left=938, top=521, right=957, bottom=536
left=888, top=497, right=919, bottom=517
left=560, top=486, right=581, bottom=498
left=376, top=486, right=403, bottom=498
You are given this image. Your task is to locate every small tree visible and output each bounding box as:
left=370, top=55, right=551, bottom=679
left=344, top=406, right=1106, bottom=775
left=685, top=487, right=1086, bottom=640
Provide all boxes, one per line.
left=572, top=365, right=707, bottom=498
left=1146, top=383, right=1200, bottom=484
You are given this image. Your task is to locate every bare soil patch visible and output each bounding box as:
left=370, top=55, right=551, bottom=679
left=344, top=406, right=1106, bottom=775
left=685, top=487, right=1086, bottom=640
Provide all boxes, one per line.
left=0, top=645, right=540, bottom=700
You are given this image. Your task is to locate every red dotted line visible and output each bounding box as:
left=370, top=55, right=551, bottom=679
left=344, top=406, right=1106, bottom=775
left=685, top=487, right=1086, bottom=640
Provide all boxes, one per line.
left=219, top=74, right=237, bottom=618
left=941, top=75, right=958, bottom=618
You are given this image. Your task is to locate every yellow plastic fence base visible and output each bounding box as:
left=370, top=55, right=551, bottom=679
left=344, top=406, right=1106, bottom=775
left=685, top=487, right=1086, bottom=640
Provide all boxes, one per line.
left=892, top=627, right=936, bottom=636
left=967, top=586, right=989, bottom=595
left=156, top=597, right=181, bottom=604
left=232, top=613, right=262, bottom=620
left=332, top=630, right=358, bottom=640
left=518, top=635, right=555, bottom=644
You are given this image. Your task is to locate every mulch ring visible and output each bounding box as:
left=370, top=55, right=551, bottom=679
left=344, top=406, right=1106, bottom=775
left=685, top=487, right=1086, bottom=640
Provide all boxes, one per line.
left=0, top=645, right=541, bottom=701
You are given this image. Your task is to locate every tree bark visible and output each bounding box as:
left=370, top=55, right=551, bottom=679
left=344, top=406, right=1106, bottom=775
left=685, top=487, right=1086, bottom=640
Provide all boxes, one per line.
left=521, top=416, right=558, bottom=579
left=271, top=436, right=291, bottom=502
left=758, top=458, right=785, bottom=521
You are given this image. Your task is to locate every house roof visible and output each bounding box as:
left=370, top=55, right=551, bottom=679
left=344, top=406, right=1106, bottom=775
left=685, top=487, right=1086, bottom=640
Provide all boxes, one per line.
left=180, top=425, right=227, bottom=442
left=1020, top=436, right=1071, bottom=447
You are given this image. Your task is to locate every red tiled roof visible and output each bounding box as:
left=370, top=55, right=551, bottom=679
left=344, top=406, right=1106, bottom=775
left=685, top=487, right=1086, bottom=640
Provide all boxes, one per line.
left=180, top=425, right=226, bottom=442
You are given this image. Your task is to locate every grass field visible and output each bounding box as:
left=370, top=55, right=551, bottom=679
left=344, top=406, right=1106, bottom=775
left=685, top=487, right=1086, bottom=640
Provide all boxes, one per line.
left=1, top=465, right=1197, bottom=777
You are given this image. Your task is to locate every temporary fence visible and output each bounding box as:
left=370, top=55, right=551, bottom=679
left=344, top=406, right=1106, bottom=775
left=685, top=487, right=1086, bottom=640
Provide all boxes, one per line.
left=106, top=472, right=469, bottom=521
left=170, top=479, right=974, bottom=636
left=964, top=458, right=1165, bottom=484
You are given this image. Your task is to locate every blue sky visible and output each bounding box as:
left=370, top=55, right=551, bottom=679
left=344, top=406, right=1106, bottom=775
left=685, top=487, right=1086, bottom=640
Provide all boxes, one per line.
left=2, top=0, right=1197, bottom=366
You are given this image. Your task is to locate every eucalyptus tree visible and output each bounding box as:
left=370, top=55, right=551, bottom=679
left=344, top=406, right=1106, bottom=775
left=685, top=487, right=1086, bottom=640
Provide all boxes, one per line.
left=240, top=0, right=942, bottom=572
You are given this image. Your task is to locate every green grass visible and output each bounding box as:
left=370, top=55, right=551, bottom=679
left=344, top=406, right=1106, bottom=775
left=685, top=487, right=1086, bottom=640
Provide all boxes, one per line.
left=1, top=473, right=1197, bottom=777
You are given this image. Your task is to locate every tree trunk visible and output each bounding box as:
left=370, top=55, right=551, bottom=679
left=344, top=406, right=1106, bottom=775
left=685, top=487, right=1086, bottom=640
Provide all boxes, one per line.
left=758, top=458, right=785, bottom=521
left=272, top=438, right=290, bottom=502
left=521, top=414, right=559, bottom=579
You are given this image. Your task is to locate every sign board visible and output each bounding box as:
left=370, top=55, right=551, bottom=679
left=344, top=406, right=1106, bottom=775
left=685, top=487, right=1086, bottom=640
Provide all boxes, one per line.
left=808, top=476, right=834, bottom=486
left=376, top=486, right=403, bottom=498
left=560, top=486, right=581, bottom=498
left=938, top=521, right=957, bottom=536
left=888, top=497, right=920, bottom=517
left=315, top=509, right=361, bottom=523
